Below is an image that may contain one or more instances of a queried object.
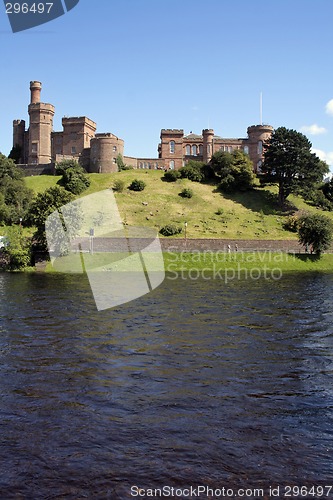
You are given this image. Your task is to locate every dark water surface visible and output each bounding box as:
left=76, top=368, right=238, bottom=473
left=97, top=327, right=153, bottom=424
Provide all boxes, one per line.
left=1, top=272, right=333, bottom=499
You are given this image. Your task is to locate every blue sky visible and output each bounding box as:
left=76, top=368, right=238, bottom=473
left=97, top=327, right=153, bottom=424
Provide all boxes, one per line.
left=1, top=0, right=333, bottom=166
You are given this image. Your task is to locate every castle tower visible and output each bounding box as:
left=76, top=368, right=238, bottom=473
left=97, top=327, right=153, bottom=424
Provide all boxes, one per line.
left=12, top=119, right=26, bottom=162
left=247, top=124, right=274, bottom=172
left=30, top=80, right=42, bottom=104
left=28, top=81, right=54, bottom=164
left=202, top=129, right=214, bottom=163
left=159, top=129, right=184, bottom=169
left=89, top=133, right=124, bottom=173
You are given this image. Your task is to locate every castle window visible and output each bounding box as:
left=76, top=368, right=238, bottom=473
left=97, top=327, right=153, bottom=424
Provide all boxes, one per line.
left=244, top=145, right=249, bottom=154
left=192, top=145, right=197, bottom=156
left=139, top=162, right=143, bottom=168
left=71, top=146, right=77, bottom=154
left=257, top=160, right=262, bottom=171
left=113, top=146, right=117, bottom=152
left=170, top=141, right=175, bottom=154
left=186, top=145, right=191, bottom=155
left=257, top=141, right=263, bottom=155
left=113, top=158, right=117, bottom=164
left=169, top=160, right=175, bottom=170
left=199, top=145, right=203, bottom=155
left=31, top=142, right=38, bottom=153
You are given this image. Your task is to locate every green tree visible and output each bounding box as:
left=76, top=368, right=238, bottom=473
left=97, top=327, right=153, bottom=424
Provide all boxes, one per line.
left=3, top=226, right=32, bottom=270
left=116, top=154, right=126, bottom=170
left=260, top=127, right=329, bottom=207
left=0, top=153, right=33, bottom=224
left=210, top=150, right=255, bottom=192
left=27, top=186, right=77, bottom=250
left=8, top=144, right=23, bottom=164
left=0, top=153, right=24, bottom=181
left=297, top=213, right=333, bottom=255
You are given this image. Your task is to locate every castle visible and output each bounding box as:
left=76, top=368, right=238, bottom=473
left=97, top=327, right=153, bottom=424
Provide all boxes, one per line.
left=12, top=81, right=273, bottom=174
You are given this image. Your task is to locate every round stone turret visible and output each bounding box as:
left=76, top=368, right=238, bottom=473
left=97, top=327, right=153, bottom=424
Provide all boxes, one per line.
left=30, top=81, right=42, bottom=104
left=202, top=128, right=214, bottom=163
left=247, top=124, right=274, bottom=172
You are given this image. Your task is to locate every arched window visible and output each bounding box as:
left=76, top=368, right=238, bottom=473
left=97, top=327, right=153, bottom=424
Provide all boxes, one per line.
left=257, top=141, right=263, bottom=155
left=170, top=160, right=175, bottom=170
left=244, top=145, right=249, bottom=155
left=186, top=145, right=191, bottom=155
left=170, top=141, right=175, bottom=153
left=192, top=145, right=197, bottom=156
left=199, top=145, right=203, bottom=155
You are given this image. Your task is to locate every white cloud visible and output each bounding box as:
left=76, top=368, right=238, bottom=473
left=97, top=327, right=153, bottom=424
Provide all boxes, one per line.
left=300, top=124, right=327, bottom=135
left=312, top=148, right=333, bottom=166
left=325, top=99, right=333, bottom=116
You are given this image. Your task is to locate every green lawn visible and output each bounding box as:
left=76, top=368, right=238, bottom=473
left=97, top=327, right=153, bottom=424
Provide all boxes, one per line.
left=23, top=170, right=333, bottom=240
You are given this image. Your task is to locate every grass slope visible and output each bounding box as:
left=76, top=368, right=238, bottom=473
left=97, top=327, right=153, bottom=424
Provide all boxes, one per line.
left=24, top=170, right=333, bottom=240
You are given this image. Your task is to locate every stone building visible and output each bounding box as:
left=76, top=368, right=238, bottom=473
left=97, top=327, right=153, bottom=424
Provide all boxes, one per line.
left=12, top=81, right=273, bottom=174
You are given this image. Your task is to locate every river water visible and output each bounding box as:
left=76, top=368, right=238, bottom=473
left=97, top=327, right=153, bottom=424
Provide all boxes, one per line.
left=1, top=271, right=333, bottom=499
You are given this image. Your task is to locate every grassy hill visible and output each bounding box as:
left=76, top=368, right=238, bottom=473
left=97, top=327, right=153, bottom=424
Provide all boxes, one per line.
left=23, top=170, right=333, bottom=240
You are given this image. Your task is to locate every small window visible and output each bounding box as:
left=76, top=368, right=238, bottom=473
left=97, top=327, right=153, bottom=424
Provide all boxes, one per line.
left=113, top=146, right=117, bottom=152
left=71, top=146, right=77, bottom=154
left=199, top=145, right=203, bottom=155
left=170, top=141, right=175, bottom=153
left=257, top=141, right=263, bottom=155
left=192, top=145, right=197, bottom=156
left=170, top=160, right=175, bottom=170
left=31, top=143, right=38, bottom=153
left=257, top=160, right=262, bottom=172
left=113, top=158, right=117, bottom=164
left=244, top=145, right=249, bottom=154
left=186, top=145, right=191, bottom=155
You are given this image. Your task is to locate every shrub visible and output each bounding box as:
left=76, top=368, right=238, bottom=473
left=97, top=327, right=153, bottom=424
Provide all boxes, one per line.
left=59, top=167, right=90, bottom=195
left=215, top=207, right=224, bottom=215
left=297, top=213, right=333, bottom=255
left=179, top=188, right=193, bottom=198
left=129, top=179, right=146, bottom=191
left=162, top=170, right=180, bottom=182
left=159, top=224, right=182, bottom=236
left=179, top=161, right=206, bottom=182
left=283, top=215, right=299, bottom=232
left=113, top=179, right=125, bottom=192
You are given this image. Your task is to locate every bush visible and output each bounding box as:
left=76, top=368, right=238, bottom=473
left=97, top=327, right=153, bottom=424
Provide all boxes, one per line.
left=179, top=188, right=193, bottom=198
left=159, top=224, right=182, bottom=236
left=113, top=179, right=125, bottom=192
left=162, top=170, right=180, bottom=182
left=215, top=207, right=224, bottom=215
left=179, top=161, right=206, bottom=182
left=297, top=213, right=333, bottom=255
left=282, top=215, right=299, bottom=232
left=129, top=179, right=146, bottom=191
left=59, top=167, right=90, bottom=195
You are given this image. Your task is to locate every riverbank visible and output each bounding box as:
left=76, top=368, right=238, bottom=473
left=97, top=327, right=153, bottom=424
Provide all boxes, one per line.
left=39, top=250, right=333, bottom=274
